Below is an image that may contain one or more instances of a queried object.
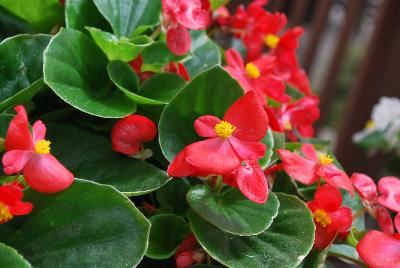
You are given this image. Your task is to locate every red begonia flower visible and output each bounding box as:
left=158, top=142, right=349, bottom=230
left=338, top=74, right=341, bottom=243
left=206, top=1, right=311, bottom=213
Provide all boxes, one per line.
left=377, top=176, right=400, bottom=212
left=162, top=0, right=211, bottom=55
left=357, top=230, right=400, bottom=268
left=223, top=160, right=268, bottom=204
left=168, top=91, right=268, bottom=177
left=288, top=67, right=312, bottom=96
left=224, top=48, right=287, bottom=104
left=307, top=185, right=352, bottom=250
left=175, top=234, right=205, bottom=268
left=111, top=115, right=157, bottom=156
left=2, top=106, right=74, bottom=193
left=163, top=61, right=191, bottom=81
left=129, top=55, right=155, bottom=83
left=376, top=206, right=395, bottom=234
left=0, top=184, right=32, bottom=224
left=351, top=173, right=378, bottom=202
left=395, top=213, right=400, bottom=233
left=277, top=144, right=354, bottom=195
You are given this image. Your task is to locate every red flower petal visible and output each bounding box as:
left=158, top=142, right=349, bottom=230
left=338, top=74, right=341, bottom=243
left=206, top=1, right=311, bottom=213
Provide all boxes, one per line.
left=8, top=200, right=33, bottom=216
left=278, top=27, right=304, bottom=51
left=2, top=150, right=33, bottom=175
left=173, top=0, right=211, bottom=30
left=0, top=184, right=23, bottom=205
left=166, top=25, right=191, bottom=56
left=224, top=91, right=269, bottom=141
left=32, top=120, right=46, bottom=143
left=176, top=251, right=194, bottom=268
left=328, top=207, right=352, bottom=232
left=194, top=115, right=220, bottom=138
left=277, top=149, right=319, bottom=185
left=111, top=115, right=157, bottom=156
left=23, top=154, right=74, bottom=193
left=5, top=105, right=34, bottom=151
left=167, top=147, right=207, bottom=177
left=225, top=48, right=244, bottom=70
left=317, top=164, right=354, bottom=196
left=357, top=230, right=400, bottom=268
left=377, top=176, right=400, bottom=212
left=288, top=68, right=312, bottom=96
left=313, top=223, right=337, bottom=250
left=395, top=212, right=400, bottom=233
left=235, top=160, right=268, bottom=204
left=314, top=185, right=342, bottom=212
left=129, top=54, right=143, bottom=73
left=185, top=138, right=241, bottom=175
left=376, top=206, right=394, bottom=234
left=301, top=143, right=318, bottom=162
left=177, top=63, right=190, bottom=81
left=351, top=173, right=378, bottom=202
left=229, top=136, right=266, bottom=160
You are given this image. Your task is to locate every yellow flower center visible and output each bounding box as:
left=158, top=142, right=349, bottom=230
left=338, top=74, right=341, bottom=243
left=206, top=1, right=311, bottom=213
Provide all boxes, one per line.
left=284, top=121, right=292, bottom=131
left=0, top=202, right=13, bottom=223
left=264, top=34, right=280, bottom=49
left=245, top=63, right=260, bottom=79
left=313, top=209, right=332, bottom=228
left=215, top=121, right=236, bottom=138
left=319, top=154, right=333, bottom=165
left=365, top=119, right=375, bottom=129
left=35, top=140, right=51, bottom=154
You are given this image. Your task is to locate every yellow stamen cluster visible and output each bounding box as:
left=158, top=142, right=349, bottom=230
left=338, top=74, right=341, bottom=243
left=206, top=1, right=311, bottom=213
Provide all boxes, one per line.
left=264, top=34, right=280, bottom=49
left=215, top=121, right=236, bottom=138
left=0, top=202, right=13, bottom=223
left=284, top=121, right=292, bottom=131
left=365, top=119, right=375, bottom=130
left=313, top=209, right=332, bottom=228
left=35, top=140, right=51, bottom=154
left=245, top=63, right=261, bottom=79
left=319, top=154, right=333, bottom=165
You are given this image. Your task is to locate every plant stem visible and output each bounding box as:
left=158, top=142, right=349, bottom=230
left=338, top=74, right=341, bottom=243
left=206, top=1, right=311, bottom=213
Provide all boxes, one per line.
left=150, top=25, right=161, bottom=40
left=215, top=175, right=223, bottom=194
left=352, top=207, right=368, bottom=221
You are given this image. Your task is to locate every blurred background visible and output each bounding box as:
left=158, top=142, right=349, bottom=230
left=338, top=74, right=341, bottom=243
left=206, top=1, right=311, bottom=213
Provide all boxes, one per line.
left=226, top=0, right=400, bottom=180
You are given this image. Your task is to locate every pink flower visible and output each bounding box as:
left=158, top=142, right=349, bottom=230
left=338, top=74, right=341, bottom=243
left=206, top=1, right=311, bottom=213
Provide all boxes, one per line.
left=162, top=0, right=211, bottom=55
left=2, top=106, right=74, bottom=193
left=224, top=48, right=287, bottom=104
left=277, top=144, right=354, bottom=195
left=377, top=176, right=400, bottom=212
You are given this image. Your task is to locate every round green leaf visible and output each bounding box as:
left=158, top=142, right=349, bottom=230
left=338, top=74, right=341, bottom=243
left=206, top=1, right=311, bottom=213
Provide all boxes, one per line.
left=43, top=28, right=137, bottom=118
left=141, top=41, right=188, bottom=72
left=65, top=0, right=111, bottom=32
left=146, top=214, right=191, bottom=260
left=93, top=0, right=161, bottom=37
left=184, top=31, right=221, bottom=77
left=156, top=179, right=192, bottom=215
left=0, top=179, right=151, bottom=268
left=140, top=73, right=186, bottom=104
left=87, top=27, right=152, bottom=61
left=0, top=34, right=50, bottom=112
left=107, top=60, right=165, bottom=105
left=187, top=185, right=279, bottom=235
left=0, top=0, right=63, bottom=32
left=0, top=243, right=31, bottom=268
left=46, top=123, right=170, bottom=195
left=159, top=66, right=243, bottom=161
left=188, top=193, right=315, bottom=268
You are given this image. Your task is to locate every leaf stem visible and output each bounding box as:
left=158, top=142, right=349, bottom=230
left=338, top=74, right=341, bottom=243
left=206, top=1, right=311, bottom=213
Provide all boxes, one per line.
left=352, top=207, right=368, bottom=221
left=150, top=25, right=161, bottom=40
left=215, top=175, right=223, bottom=194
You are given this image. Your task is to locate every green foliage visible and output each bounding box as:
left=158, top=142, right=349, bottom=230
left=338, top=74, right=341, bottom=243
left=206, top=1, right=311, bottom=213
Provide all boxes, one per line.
left=0, top=243, right=31, bottom=268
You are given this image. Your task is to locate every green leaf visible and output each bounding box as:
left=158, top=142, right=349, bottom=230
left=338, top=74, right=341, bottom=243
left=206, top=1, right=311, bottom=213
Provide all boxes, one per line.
left=87, top=27, right=152, bottom=61
left=93, top=0, right=161, bottom=37
left=297, top=248, right=329, bottom=268
left=0, top=243, right=31, bottom=268
left=184, top=31, right=221, bottom=77
left=141, top=41, right=187, bottom=72
left=0, top=34, right=50, bottom=112
left=187, top=185, right=279, bottom=235
left=156, top=179, right=191, bottom=215
left=0, top=0, right=63, bottom=32
left=188, top=193, right=315, bottom=268
left=210, top=0, right=230, bottom=10
left=259, top=129, right=274, bottom=169
left=65, top=0, right=111, bottom=32
left=140, top=73, right=186, bottom=103
left=46, top=123, right=170, bottom=195
left=159, top=66, right=243, bottom=161
left=0, top=179, right=150, bottom=268
left=44, top=28, right=137, bottom=118
left=108, top=60, right=170, bottom=105
left=270, top=131, right=285, bottom=165
left=146, top=214, right=191, bottom=259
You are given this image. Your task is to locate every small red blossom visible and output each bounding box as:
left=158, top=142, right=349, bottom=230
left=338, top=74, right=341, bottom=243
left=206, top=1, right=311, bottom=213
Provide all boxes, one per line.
left=351, top=173, right=378, bottom=203
left=111, top=115, right=157, bottom=157
left=163, top=61, right=191, bottom=81
left=377, top=176, right=400, bottom=212
left=175, top=234, right=205, bottom=268
left=223, top=160, right=268, bottom=204
left=0, top=184, right=32, bottom=224
left=357, top=230, right=400, bottom=268
left=307, top=185, right=352, bottom=249
left=277, top=144, right=354, bottom=195
left=224, top=48, right=287, bottom=104
left=162, top=0, right=211, bottom=55
left=2, top=106, right=74, bottom=193
left=167, top=91, right=268, bottom=177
